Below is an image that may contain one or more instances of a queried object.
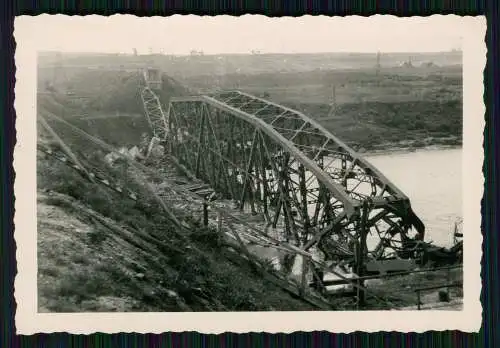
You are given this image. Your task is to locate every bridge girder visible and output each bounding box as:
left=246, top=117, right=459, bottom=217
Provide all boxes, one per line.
left=165, top=91, right=425, bottom=263
left=141, top=86, right=169, bottom=140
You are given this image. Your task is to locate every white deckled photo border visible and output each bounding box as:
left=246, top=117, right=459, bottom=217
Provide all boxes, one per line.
left=13, top=14, right=485, bottom=334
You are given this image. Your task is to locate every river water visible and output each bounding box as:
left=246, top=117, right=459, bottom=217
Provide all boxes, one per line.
left=364, top=147, right=462, bottom=247
left=243, top=147, right=462, bottom=281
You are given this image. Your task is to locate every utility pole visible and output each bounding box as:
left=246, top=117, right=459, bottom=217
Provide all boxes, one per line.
left=375, top=51, right=381, bottom=76
left=375, top=51, right=382, bottom=87
left=327, top=84, right=337, bottom=118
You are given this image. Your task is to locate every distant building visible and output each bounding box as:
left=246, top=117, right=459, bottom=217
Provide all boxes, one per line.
left=403, top=56, right=414, bottom=68
left=190, top=50, right=204, bottom=56
left=421, top=61, right=439, bottom=68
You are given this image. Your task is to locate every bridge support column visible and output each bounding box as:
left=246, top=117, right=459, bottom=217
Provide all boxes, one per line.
left=217, top=211, right=223, bottom=233
left=300, top=255, right=310, bottom=297
left=356, top=200, right=369, bottom=308
left=203, top=202, right=209, bottom=227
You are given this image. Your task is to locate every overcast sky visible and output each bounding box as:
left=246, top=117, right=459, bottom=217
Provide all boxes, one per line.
left=15, top=14, right=479, bottom=55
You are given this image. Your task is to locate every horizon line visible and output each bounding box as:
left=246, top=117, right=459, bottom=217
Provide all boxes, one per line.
left=38, top=49, right=463, bottom=57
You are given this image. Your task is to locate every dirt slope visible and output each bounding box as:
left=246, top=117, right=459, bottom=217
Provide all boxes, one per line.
left=37, top=155, right=317, bottom=312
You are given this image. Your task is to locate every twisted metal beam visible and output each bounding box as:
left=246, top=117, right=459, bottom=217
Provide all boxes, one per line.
left=167, top=91, right=425, bottom=264
left=42, top=109, right=410, bottom=307
left=141, top=86, right=169, bottom=140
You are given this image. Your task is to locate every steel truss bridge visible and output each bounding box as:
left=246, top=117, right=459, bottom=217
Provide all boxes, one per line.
left=163, top=91, right=426, bottom=263
left=36, top=70, right=447, bottom=309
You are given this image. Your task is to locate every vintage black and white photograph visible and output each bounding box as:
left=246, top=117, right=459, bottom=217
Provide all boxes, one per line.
left=14, top=15, right=484, bottom=333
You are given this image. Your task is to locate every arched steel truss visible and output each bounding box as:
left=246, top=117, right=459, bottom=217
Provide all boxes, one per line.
left=162, top=91, right=426, bottom=266
left=53, top=70, right=427, bottom=268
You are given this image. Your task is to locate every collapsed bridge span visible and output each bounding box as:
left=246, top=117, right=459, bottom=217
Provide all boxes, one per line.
left=160, top=90, right=426, bottom=269
left=36, top=66, right=462, bottom=308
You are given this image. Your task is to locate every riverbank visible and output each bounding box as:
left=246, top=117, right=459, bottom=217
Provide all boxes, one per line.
left=360, top=142, right=462, bottom=157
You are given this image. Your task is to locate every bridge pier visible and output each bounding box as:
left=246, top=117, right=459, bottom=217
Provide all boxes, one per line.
left=355, top=200, right=369, bottom=308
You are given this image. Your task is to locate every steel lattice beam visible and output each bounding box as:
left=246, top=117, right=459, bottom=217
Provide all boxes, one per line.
left=141, top=86, right=169, bottom=140
left=165, top=91, right=425, bottom=266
